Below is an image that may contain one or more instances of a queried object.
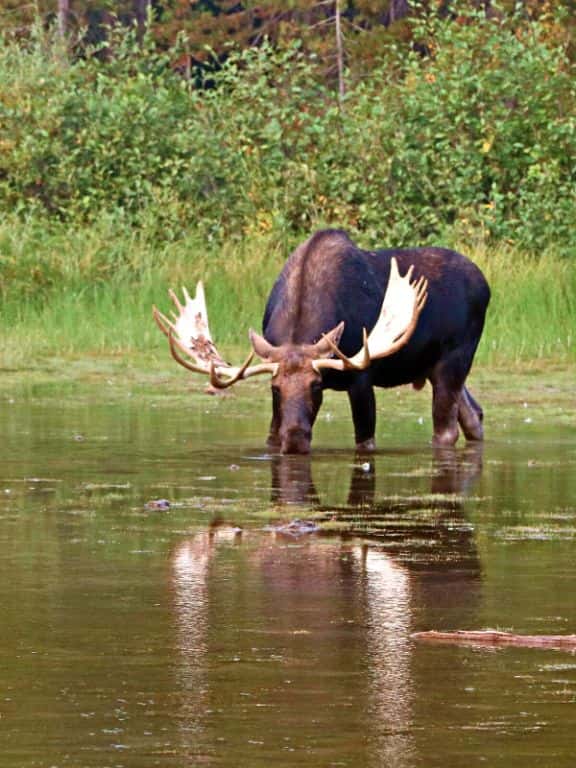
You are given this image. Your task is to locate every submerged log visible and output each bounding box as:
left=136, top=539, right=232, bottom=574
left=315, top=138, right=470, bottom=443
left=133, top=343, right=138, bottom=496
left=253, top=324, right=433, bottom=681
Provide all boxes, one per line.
left=412, top=630, right=576, bottom=650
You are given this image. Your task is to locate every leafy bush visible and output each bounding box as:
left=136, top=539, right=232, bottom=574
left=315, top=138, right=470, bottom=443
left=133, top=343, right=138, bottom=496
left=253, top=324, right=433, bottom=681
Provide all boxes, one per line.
left=0, top=11, right=574, bottom=254
left=375, top=10, right=576, bottom=249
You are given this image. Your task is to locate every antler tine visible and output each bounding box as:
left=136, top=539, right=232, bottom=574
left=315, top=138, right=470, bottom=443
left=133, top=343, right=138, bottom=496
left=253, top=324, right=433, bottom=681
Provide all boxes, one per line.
left=416, top=276, right=429, bottom=311
left=168, top=328, right=210, bottom=374
left=152, top=305, right=174, bottom=338
left=209, top=351, right=256, bottom=389
left=168, top=288, right=184, bottom=314
left=319, top=327, right=370, bottom=371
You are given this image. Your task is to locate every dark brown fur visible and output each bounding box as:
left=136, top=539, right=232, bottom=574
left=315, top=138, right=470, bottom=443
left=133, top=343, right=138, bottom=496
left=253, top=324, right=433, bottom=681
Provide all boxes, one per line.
left=260, top=229, right=490, bottom=454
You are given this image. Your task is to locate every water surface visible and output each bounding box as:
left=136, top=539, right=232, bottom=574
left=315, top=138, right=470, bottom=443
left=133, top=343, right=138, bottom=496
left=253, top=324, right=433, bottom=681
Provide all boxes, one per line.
left=1, top=371, right=575, bottom=767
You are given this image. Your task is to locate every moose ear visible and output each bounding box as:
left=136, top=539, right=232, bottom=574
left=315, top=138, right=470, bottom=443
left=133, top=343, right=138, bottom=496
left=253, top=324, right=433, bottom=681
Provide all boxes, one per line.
left=314, top=321, right=345, bottom=358
left=249, top=329, right=279, bottom=361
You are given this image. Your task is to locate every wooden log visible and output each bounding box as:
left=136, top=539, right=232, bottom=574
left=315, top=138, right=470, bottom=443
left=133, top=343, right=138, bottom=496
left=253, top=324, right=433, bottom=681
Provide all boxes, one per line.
left=412, top=630, right=576, bottom=649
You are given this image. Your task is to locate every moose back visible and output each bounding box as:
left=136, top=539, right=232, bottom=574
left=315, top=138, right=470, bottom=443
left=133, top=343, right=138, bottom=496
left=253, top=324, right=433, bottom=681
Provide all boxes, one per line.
left=154, top=229, right=490, bottom=454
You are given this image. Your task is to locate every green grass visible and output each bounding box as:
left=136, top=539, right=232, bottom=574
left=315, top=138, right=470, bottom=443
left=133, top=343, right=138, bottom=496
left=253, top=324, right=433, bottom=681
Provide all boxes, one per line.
left=0, top=214, right=285, bottom=366
left=0, top=215, right=574, bottom=371
left=458, top=241, right=575, bottom=366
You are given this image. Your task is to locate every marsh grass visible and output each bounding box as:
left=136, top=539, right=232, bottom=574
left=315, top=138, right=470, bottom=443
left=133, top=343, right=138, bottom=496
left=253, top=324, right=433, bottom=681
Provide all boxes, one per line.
left=459, top=241, right=575, bottom=366
left=0, top=215, right=574, bottom=370
left=0, top=215, right=284, bottom=365
left=2, top=17, right=574, bottom=373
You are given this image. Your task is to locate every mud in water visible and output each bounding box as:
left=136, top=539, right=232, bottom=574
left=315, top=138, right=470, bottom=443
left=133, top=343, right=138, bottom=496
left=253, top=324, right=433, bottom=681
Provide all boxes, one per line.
left=0, top=370, right=575, bottom=767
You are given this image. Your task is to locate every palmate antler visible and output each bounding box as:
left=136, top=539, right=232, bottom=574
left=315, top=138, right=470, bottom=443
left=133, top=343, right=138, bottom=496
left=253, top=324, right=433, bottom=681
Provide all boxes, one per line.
left=152, top=282, right=278, bottom=388
left=154, top=258, right=427, bottom=385
left=312, top=257, right=428, bottom=373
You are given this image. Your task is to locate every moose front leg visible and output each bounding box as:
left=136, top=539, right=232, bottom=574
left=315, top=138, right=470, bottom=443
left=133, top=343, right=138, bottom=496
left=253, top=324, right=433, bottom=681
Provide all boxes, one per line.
left=347, top=374, right=376, bottom=452
left=266, top=387, right=282, bottom=450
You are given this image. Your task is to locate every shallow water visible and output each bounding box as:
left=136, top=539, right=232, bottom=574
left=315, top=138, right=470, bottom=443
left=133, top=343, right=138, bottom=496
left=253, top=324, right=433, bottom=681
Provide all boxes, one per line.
left=1, top=372, right=575, bottom=767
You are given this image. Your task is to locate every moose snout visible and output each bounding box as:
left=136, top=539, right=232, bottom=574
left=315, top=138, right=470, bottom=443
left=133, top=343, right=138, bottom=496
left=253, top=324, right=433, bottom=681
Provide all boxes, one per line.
left=280, top=425, right=312, bottom=455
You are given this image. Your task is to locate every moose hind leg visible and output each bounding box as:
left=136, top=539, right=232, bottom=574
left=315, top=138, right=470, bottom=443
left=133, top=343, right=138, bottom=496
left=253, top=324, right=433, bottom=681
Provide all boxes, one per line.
left=430, top=377, right=460, bottom=447
left=348, top=375, right=376, bottom=452
left=464, top=387, right=484, bottom=422
left=458, top=386, right=484, bottom=441
left=430, top=342, right=483, bottom=447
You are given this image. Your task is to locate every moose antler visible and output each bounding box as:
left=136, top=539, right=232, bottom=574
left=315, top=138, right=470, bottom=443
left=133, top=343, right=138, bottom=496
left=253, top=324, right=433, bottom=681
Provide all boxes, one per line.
left=313, top=257, right=428, bottom=373
left=153, top=282, right=278, bottom=388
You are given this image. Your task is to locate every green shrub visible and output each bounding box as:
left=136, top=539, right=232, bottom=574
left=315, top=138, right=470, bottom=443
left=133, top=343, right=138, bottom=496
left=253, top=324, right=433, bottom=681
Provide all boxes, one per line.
left=376, top=10, right=576, bottom=249
left=1, top=12, right=574, bottom=252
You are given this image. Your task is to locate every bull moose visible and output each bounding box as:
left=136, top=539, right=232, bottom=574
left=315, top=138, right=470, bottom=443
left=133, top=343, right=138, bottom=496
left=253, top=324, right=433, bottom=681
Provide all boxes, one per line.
left=153, top=229, right=490, bottom=454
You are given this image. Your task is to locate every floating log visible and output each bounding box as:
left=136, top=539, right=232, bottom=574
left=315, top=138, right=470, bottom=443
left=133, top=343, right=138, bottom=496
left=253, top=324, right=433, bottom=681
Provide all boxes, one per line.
left=412, top=630, right=576, bottom=650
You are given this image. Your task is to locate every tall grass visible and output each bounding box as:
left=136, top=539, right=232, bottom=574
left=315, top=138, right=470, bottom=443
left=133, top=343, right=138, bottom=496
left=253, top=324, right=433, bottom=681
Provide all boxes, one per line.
left=1, top=215, right=574, bottom=370
left=0, top=213, right=285, bottom=368
left=460, top=242, right=575, bottom=366
left=1, top=16, right=574, bottom=374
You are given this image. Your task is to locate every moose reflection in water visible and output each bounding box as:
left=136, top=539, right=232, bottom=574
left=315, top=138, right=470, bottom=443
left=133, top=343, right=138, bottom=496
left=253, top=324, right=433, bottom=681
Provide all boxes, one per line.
left=169, top=446, right=483, bottom=765
left=270, top=442, right=483, bottom=508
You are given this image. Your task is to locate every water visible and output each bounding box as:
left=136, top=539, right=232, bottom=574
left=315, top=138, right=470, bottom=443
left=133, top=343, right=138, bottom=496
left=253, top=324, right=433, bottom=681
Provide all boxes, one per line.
left=1, top=372, right=575, bottom=767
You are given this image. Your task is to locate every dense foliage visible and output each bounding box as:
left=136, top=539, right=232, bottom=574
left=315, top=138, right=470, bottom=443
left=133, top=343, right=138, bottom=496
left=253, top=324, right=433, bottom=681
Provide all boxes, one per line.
left=1, top=9, right=574, bottom=253
left=2, top=2, right=575, bottom=61
left=1, top=5, right=575, bottom=365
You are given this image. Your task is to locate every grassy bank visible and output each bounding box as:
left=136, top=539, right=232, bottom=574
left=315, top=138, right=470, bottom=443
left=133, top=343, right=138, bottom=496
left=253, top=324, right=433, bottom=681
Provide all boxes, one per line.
left=1, top=216, right=574, bottom=371
left=1, top=15, right=574, bottom=375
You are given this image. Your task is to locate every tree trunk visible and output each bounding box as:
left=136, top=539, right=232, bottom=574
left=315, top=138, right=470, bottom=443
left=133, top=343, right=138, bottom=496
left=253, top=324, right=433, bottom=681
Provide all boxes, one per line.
left=58, top=0, right=69, bottom=39
left=335, top=0, right=345, bottom=112
left=134, top=0, right=151, bottom=43
left=379, top=0, right=411, bottom=27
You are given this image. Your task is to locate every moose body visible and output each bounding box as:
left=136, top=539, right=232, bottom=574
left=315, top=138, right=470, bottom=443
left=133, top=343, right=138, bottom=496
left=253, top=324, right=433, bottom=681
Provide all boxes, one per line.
left=154, top=229, right=490, bottom=454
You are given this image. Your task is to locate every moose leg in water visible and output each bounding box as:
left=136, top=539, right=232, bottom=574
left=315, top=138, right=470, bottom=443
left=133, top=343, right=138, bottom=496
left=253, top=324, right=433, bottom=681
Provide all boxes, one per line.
left=347, top=372, right=377, bottom=452
left=429, top=337, right=486, bottom=446
left=267, top=385, right=282, bottom=450
left=429, top=373, right=461, bottom=447
left=458, top=387, right=484, bottom=442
